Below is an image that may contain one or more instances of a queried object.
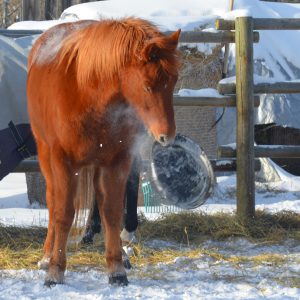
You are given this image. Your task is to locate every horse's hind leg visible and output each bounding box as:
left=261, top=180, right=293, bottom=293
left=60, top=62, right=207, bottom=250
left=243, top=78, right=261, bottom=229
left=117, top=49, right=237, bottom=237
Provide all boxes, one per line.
left=35, top=139, right=55, bottom=270
left=97, top=161, right=131, bottom=286
left=44, top=146, right=77, bottom=286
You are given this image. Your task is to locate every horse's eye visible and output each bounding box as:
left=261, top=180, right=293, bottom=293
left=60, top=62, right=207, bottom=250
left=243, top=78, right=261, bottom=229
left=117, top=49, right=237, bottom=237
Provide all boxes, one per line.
left=144, top=86, right=152, bottom=93
left=149, top=53, right=159, bottom=62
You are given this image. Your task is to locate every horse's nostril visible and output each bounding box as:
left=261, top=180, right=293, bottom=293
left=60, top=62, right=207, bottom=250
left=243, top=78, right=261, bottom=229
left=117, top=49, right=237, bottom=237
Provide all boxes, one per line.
left=159, top=135, right=168, bottom=145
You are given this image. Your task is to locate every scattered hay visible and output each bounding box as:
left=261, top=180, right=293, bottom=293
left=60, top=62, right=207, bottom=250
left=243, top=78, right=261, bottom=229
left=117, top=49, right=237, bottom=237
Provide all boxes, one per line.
left=0, top=210, right=299, bottom=271
left=137, top=210, right=300, bottom=244
left=0, top=247, right=43, bottom=270
left=68, top=251, right=106, bottom=272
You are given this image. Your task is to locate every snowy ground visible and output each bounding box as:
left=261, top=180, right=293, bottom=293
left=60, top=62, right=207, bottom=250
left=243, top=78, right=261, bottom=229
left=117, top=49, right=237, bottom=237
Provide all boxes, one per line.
left=0, top=171, right=299, bottom=300
left=0, top=241, right=299, bottom=300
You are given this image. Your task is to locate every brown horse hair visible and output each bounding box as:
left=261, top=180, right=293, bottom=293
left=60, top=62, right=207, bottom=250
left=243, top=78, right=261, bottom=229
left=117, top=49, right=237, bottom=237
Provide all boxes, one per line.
left=56, top=18, right=180, bottom=90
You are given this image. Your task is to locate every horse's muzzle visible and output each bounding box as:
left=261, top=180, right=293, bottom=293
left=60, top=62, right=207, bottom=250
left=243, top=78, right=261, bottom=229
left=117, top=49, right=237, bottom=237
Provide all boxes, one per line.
left=158, top=134, right=174, bottom=147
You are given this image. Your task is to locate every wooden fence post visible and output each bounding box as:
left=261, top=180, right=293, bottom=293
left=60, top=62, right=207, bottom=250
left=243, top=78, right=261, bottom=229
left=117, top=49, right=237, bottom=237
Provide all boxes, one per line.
left=235, top=17, right=255, bottom=220
left=3, top=0, right=8, bottom=27
left=22, top=0, right=44, bottom=21
left=45, top=0, right=72, bottom=20
left=45, top=0, right=95, bottom=20
left=45, top=0, right=59, bottom=20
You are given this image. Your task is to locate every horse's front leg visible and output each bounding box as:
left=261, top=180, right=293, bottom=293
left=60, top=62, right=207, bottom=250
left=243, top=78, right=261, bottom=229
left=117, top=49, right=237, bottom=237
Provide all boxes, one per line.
left=99, top=160, right=131, bottom=286
left=44, top=146, right=77, bottom=287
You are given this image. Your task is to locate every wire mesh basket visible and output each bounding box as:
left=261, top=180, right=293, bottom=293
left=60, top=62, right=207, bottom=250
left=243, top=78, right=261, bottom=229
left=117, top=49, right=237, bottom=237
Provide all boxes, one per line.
left=141, top=176, right=182, bottom=213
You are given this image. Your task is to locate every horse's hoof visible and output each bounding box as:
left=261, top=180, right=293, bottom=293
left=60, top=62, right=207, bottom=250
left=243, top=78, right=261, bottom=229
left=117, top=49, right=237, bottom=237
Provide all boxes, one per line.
left=38, top=257, right=50, bottom=270
left=123, top=258, right=132, bottom=269
left=108, top=273, right=129, bottom=286
left=44, top=266, right=64, bottom=287
left=44, top=280, right=59, bottom=288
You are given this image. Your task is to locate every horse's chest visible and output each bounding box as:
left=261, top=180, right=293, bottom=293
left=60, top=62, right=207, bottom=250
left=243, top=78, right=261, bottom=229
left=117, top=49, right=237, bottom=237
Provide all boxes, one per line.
left=69, top=106, right=141, bottom=164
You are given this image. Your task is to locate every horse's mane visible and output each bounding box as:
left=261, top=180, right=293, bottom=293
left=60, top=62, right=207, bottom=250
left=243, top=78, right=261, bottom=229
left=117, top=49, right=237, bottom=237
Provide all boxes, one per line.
left=55, top=18, right=178, bottom=89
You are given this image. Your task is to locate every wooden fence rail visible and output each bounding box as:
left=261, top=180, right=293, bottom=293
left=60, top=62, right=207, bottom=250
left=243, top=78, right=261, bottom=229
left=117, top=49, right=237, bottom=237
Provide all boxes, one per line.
left=218, top=80, right=300, bottom=95
left=216, top=18, right=300, bottom=31
left=1, top=29, right=259, bottom=43
left=0, top=29, right=43, bottom=37
left=166, top=31, right=260, bottom=43
left=218, top=145, right=300, bottom=158
left=13, top=159, right=261, bottom=173
left=173, top=95, right=260, bottom=107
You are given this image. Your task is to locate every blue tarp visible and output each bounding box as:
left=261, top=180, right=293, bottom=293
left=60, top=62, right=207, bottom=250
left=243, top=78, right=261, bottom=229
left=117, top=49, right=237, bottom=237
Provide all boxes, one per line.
left=0, top=35, right=37, bottom=180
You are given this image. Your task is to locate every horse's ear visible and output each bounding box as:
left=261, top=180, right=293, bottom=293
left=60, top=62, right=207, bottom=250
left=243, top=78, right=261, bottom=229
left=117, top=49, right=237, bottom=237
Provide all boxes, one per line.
left=141, top=29, right=181, bottom=62
left=167, top=29, right=181, bottom=48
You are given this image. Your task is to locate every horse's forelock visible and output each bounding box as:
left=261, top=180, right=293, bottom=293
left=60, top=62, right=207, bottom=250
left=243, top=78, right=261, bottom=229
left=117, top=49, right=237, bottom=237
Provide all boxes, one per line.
left=55, top=18, right=170, bottom=90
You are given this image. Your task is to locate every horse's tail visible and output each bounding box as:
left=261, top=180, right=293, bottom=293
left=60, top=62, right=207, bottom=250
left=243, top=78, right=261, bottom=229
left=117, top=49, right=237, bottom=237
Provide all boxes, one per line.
left=72, top=166, right=95, bottom=242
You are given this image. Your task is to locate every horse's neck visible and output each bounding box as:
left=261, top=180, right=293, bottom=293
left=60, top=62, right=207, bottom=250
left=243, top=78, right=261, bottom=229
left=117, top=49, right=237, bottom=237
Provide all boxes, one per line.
left=67, top=76, right=143, bottom=133
left=85, top=80, right=122, bottom=110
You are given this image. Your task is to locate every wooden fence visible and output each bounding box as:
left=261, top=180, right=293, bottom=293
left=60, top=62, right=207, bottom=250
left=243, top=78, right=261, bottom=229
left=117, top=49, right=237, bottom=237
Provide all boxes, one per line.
left=216, top=17, right=300, bottom=220
left=3, top=15, right=300, bottom=220
left=22, top=0, right=95, bottom=21
left=0, top=1, right=99, bottom=28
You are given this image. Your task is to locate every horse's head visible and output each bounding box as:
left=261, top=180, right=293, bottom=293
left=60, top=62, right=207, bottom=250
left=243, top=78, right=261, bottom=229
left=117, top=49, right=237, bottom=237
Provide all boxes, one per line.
left=121, top=30, right=181, bottom=146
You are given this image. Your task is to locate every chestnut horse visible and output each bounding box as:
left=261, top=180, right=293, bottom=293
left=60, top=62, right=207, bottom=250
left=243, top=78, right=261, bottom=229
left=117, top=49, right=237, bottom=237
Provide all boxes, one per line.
left=27, top=18, right=180, bottom=286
